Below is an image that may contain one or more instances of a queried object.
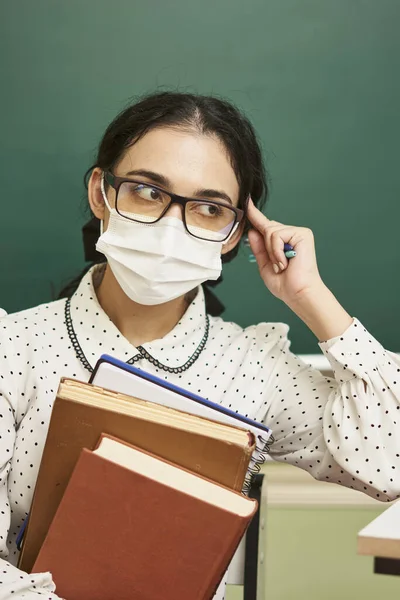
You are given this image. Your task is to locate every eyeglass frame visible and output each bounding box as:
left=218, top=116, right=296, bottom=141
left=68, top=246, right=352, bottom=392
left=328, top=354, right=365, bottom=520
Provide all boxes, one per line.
left=103, top=171, right=245, bottom=243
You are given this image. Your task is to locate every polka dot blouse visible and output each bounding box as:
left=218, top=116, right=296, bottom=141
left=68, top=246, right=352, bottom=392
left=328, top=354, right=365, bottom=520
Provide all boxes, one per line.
left=0, top=265, right=399, bottom=598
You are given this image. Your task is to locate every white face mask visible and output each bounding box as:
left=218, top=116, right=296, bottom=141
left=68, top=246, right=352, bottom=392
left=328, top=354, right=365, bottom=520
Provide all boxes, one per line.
left=96, top=176, right=224, bottom=305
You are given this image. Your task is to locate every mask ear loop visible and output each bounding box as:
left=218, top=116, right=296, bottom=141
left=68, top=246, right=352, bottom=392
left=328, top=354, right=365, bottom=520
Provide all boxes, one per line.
left=99, top=173, right=113, bottom=236
left=222, top=221, right=240, bottom=245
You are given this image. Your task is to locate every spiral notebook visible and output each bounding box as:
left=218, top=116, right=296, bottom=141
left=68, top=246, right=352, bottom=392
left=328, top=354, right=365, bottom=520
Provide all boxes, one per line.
left=90, top=354, right=273, bottom=491
left=18, top=378, right=256, bottom=573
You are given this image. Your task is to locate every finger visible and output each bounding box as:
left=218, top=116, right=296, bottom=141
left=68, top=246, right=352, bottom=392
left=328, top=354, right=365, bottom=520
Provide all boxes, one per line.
left=269, top=226, right=303, bottom=266
left=247, top=200, right=288, bottom=271
left=247, top=198, right=282, bottom=234
left=262, top=227, right=284, bottom=273
left=270, top=230, right=288, bottom=270
left=265, top=225, right=306, bottom=271
left=248, top=229, right=271, bottom=273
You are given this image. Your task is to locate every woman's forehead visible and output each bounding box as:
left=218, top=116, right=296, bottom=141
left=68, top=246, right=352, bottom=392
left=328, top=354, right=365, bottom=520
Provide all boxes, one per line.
left=116, top=127, right=240, bottom=202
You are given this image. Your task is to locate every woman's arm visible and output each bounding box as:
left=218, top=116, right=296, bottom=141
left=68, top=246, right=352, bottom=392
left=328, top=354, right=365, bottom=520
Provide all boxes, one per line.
left=0, top=321, right=61, bottom=599
left=285, top=282, right=353, bottom=343
left=246, top=198, right=352, bottom=334
left=247, top=201, right=400, bottom=500
left=255, top=317, right=400, bottom=502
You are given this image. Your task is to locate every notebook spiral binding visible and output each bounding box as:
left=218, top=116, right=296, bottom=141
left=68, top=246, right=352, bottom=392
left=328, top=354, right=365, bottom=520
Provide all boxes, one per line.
left=242, top=433, right=274, bottom=493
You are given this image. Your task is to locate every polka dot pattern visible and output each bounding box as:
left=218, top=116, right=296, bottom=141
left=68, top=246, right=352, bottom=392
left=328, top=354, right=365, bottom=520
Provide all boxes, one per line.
left=0, top=265, right=399, bottom=598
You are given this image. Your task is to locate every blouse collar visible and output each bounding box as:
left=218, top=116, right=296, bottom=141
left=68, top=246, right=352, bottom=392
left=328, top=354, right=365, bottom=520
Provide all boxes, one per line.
left=68, top=265, right=208, bottom=371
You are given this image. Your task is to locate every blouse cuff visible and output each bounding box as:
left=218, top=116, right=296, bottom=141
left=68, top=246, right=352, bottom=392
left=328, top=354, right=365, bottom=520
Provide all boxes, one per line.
left=318, top=318, right=387, bottom=381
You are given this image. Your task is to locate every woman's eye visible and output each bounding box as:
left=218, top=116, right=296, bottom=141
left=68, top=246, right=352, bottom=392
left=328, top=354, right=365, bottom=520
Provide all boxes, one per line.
left=195, top=203, right=222, bottom=217
left=135, top=185, right=162, bottom=201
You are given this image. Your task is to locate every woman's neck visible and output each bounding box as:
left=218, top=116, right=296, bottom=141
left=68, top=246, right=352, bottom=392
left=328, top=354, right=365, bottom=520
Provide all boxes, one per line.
left=95, top=264, right=191, bottom=347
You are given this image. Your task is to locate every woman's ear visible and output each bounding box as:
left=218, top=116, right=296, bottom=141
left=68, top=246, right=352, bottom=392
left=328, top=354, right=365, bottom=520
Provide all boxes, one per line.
left=88, top=168, right=106, bottom=221
left=221, top=220, right=246, bottom=256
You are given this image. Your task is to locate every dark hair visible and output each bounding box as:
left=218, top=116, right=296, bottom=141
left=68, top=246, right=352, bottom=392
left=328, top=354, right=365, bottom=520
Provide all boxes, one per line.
left=59, top=91, right=269, bottom=313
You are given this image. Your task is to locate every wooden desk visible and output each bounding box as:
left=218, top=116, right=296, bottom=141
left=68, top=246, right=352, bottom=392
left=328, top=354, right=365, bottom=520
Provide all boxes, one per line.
left=358, top=500, right=400, bottom=576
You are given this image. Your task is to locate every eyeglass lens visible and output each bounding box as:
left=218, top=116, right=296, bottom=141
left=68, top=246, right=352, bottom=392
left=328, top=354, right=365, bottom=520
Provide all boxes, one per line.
left=116, top=182, right=236, bottom=242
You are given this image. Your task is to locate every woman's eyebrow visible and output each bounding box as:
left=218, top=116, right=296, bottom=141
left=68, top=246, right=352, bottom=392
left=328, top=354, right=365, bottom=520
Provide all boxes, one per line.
left=125, top=169, right=170, bottom=187
left=192, top=188, right=232, bottom=205
left=124, top=169, right=232, bottom=204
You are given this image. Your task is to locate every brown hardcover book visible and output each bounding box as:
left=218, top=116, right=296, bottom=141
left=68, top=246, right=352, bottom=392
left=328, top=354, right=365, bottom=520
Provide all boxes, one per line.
left=32, top=436, right=257, bottom=600
left=19, top=378, right=255, bottom=573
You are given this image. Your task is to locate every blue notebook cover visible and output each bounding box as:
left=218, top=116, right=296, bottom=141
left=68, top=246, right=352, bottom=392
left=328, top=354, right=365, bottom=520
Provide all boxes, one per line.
left=91, top=354, right=271, bottom=436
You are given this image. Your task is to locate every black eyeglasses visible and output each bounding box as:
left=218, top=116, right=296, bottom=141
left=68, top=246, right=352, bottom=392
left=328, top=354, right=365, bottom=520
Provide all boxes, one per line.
left=104, top=171, right=244, bottom=243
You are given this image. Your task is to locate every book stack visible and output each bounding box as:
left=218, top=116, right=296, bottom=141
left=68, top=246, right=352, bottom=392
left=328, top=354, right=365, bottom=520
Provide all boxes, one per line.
left=18, top=356, right=272, bottom=600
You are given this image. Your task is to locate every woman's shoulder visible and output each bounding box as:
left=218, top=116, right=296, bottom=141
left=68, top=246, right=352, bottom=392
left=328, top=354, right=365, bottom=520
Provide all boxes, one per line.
left=209, top=314, right=290, bottom=347
left=0, top=297, right=67, bottom=334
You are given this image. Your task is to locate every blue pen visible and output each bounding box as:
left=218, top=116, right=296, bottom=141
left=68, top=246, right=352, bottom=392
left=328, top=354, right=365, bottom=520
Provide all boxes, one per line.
left=16, top=515, right=28, bottom=550
left=245, top=238, right=296, bottom=262
left=284, top=243, right=296, bottom=259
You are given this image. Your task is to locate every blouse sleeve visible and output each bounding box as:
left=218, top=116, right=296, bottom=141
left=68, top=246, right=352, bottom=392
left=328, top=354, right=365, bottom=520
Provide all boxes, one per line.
left=257, top=318, right=400, bottom=503
left=0, top=321, right=61, bottom=599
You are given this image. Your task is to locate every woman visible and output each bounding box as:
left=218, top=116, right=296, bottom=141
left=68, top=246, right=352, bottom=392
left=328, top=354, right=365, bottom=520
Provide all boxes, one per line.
left=0, top=91, right=399, bottom=599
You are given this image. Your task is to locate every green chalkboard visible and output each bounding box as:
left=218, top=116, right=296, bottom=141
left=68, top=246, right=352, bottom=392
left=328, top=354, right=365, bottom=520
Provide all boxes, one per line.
left=1, top=0, right=399, bottom=353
